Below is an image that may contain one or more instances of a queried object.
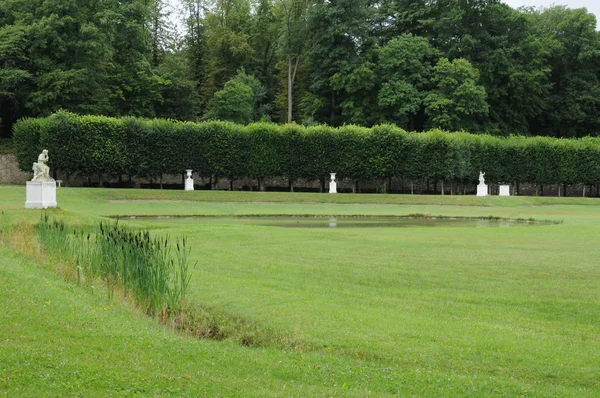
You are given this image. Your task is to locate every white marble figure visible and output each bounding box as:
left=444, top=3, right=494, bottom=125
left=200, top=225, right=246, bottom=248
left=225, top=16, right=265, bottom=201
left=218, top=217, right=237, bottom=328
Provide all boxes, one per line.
left=26, top=149, right=57, bottom=209
left=329, top=173, right=337, bottom=194
left=476, top=171, right=488, bottom=197
left=185, top=169, right=194, bottom=191
left=32, top=149, right=53, bottom=182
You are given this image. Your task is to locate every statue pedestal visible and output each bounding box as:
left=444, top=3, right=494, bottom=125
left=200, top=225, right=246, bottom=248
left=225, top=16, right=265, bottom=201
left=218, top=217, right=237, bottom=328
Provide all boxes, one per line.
left=499, top=185, right=510, bottom=196
left=25, top=181, right=57, bottom=209
left=329, top=181, right=337, bottom=194
left=185, top=178, right=194, bottom=191
left=476, top=183, right=488, bottom=197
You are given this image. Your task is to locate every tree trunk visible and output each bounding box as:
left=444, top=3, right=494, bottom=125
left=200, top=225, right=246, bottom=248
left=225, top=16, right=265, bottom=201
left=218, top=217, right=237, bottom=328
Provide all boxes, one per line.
left=330, top=91, right=336, bottom=123
left=160, top=174, right=163, bottom=190
left=289, top=178, right=294, bottom=192
left=287, top=55, right=300, bottom=124
left=230, top=179, right=234, bottom=191
left=441, top=180, right=445, bottom=195
left=516, top=182, right=520, bottom=196
left=564, top=182, right=568, bottom=197
left=387, top=177, right=392, bottom=194
left=410, top=181, right=414, bottom=195
left=354, top=180, right=359, bottom=193
left=288, top=55, right=293, bottom=123
left=320, top=177, right=325, bottom=193
left=583, top=184, right=586, bottom=197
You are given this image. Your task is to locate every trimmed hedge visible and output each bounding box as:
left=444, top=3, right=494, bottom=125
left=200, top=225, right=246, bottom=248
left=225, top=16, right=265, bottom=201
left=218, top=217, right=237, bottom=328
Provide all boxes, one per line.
left=13, top=111, right=600, bottom=190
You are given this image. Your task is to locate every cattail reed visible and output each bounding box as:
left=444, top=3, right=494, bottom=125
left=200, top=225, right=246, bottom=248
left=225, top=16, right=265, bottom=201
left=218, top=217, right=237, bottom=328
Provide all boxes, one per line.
left=37, top=216, right=192, bottom=316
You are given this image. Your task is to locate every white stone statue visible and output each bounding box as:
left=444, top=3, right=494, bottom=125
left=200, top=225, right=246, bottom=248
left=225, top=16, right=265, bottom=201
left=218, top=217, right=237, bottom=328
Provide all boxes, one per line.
left=476, top=171, right=488, bottom=197
left=32, top=149, right=53, bottom=182
left=26, top=149, right=57, bottom=209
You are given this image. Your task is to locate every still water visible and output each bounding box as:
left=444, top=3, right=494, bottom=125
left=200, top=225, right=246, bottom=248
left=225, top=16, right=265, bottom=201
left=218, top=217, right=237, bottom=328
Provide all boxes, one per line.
left=118, top=216, right=542, bottom=229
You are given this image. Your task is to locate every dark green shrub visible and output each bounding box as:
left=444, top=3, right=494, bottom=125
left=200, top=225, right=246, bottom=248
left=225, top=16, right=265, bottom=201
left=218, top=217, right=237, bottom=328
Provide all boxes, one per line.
left=13, top=112, right=600, bottom=191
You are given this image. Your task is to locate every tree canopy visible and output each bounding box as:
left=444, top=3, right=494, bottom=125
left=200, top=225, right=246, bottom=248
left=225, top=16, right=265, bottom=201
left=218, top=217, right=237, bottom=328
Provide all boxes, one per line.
left=1, top=0, right=600, bottom=137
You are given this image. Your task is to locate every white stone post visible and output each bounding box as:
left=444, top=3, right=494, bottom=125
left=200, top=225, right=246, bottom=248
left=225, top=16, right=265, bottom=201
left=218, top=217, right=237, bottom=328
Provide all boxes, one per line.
left=185, top=169, right=194, bottom=191
left=329, top=173, right=337, bottom=194
left=499, top=185, right=510, bottom=196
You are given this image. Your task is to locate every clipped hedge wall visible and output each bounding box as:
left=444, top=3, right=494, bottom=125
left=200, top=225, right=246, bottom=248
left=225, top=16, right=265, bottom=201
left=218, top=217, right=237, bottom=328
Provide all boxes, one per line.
left=13, top=111, right=600, bottom=190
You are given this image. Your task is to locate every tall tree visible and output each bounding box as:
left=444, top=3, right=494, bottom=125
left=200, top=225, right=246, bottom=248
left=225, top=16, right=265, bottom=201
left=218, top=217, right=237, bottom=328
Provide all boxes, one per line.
left=201, top=0, right=254, bottom=100
left=277, top=0, right=309, bottom=123
left=306, top=0, right=373, bottom=125
left=424, top=57, right=489, bottom=131
left=433, top=0, right=552, bottom=134
left=376, top=34, right=437, bottom=130
left=249, top=0, right=279, bottom=120
left=527, top=6, right=600, bottom=137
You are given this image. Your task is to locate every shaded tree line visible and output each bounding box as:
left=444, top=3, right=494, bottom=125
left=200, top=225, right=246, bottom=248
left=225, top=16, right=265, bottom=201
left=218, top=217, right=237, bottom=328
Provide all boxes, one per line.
left=2, top=0, right=600, bottom=138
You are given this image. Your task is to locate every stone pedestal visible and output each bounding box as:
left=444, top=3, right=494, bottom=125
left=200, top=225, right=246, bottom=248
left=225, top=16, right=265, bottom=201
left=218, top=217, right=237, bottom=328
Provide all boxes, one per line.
left=329, top=173, right=337, bottom=194
left=25, top=181, right=57, bottom=209
left=185, top=169, right=194, bottom=191
left=476, top=183, right=488, bottom=197
left=499, top=185, right=510, bottom=196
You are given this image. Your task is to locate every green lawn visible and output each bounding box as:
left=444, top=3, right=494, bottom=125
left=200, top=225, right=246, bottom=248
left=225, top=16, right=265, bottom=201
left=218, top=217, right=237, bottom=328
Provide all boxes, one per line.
left=1, top=186, right=599, bottom=396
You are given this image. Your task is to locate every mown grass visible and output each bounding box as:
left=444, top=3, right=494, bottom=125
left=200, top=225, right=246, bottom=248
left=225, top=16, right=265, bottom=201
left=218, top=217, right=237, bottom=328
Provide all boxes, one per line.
left=1, top=186, right=600, bottom=396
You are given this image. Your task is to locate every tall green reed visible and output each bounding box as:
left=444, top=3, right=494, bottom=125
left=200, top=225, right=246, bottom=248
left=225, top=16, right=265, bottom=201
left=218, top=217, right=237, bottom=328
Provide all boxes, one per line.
left=37, top=215, right=192, bottom=316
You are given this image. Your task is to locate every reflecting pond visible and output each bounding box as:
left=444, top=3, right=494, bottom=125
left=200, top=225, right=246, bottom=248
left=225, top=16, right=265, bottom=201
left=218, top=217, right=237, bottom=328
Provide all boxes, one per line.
left=116, top=216, right=547, bottom=229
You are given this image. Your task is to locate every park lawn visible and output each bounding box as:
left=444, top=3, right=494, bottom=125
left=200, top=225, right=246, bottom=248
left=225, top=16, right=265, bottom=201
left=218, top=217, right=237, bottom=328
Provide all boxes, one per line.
left=1, top=186, right=599, bottom=396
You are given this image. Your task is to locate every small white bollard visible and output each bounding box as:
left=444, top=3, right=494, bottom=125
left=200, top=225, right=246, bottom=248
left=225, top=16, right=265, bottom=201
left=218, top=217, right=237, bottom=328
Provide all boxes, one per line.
left=329, top=173, right=337, bottom=194
left=499, top=185, right=510, bottom=196
left=185, top=169, right=194, bottom=191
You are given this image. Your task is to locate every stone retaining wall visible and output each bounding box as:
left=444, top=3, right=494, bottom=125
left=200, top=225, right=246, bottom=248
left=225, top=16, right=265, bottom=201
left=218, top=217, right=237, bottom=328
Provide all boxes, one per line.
left=1, top=154, right=598, bottom=197
left=0, top=154, right=29, bottom=185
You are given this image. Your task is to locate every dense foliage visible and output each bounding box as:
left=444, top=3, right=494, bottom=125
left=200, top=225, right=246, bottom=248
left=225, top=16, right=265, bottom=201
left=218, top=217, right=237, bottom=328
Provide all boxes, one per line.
left=14, top=112, right=600, bottom=189
left=1, top=0, right=600, bottom=137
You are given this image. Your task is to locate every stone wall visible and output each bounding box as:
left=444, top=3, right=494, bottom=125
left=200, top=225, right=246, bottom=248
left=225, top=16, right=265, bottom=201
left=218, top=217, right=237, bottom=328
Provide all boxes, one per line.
left=0, top=154, right=29, bottom=185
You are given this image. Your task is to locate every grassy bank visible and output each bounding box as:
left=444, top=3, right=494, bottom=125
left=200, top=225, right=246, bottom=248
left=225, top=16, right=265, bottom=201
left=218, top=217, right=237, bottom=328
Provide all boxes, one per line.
left=1, top=186, right=599, bottom=396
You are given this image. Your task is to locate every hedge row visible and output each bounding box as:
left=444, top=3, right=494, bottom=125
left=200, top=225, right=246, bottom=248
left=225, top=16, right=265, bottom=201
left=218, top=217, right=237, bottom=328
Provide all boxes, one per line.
left=13, top=111, right=600, bottom=188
